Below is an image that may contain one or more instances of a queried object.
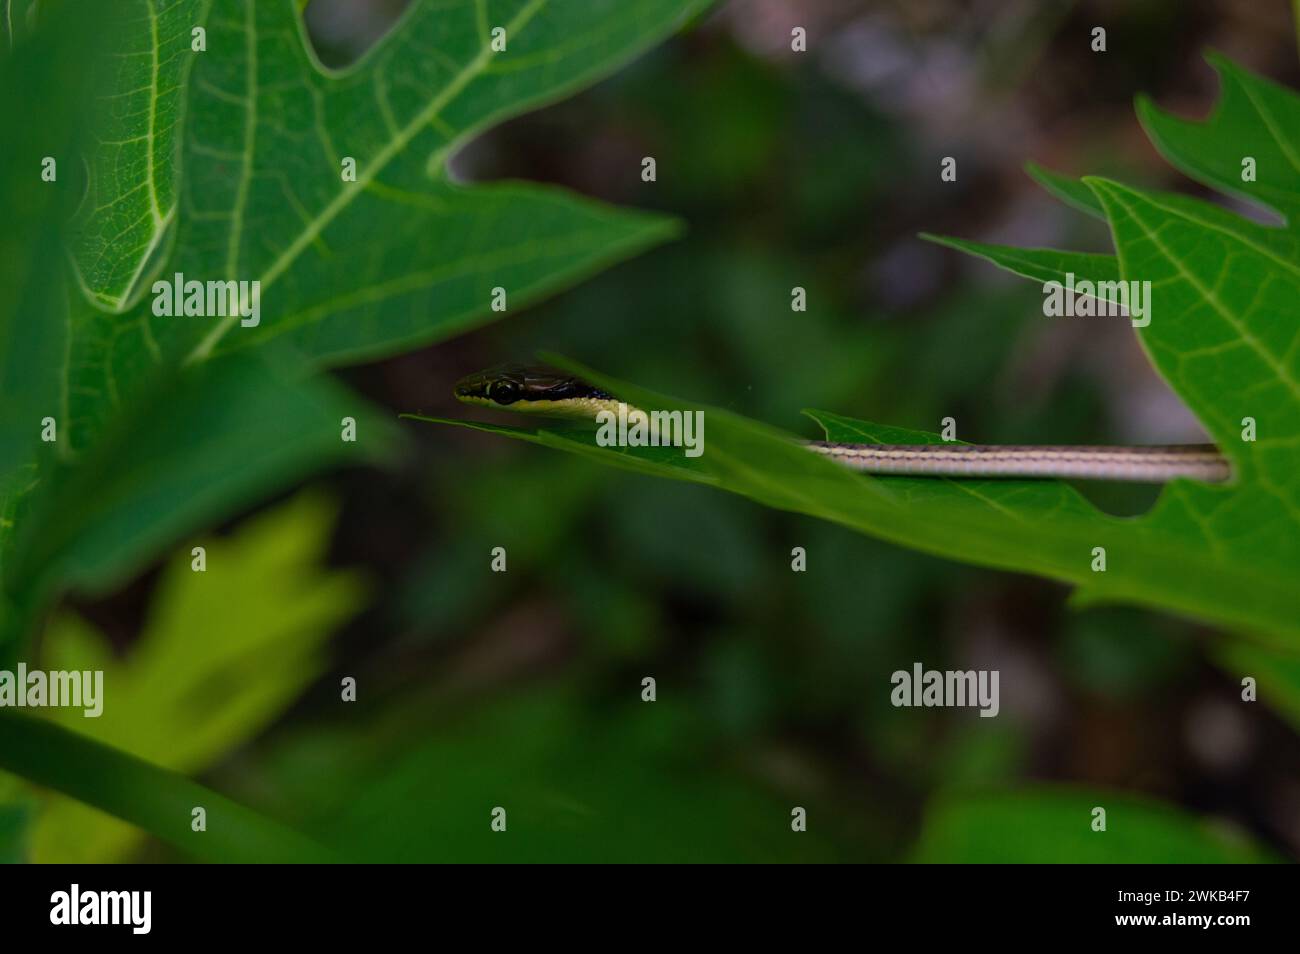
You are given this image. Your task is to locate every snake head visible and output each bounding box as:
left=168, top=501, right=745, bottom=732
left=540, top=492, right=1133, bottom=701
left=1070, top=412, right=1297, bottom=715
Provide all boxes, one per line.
left=454, top=363, right=529, bottom=406
left=453, top=363, right=615, bottom=414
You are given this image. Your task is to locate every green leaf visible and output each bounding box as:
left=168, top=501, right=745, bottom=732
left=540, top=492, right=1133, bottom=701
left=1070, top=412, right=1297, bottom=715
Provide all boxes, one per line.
left=1078, top=177, right=1300, bottom=604
left=66, top=0, right=707, bottom=450
left=5, top=353, right=390, bottom=621
left=0, top=711, right=332, bottom=862
left=0, top=0, right=118, bottom=646
left=70, top=0, right=205, bottom=308
left=922, top=234, right=1123, bottom=305
left=1025, top=161, right=1105, bottom=219
left=1082, top=177, right=1300, bottom=458
left=919, top=162, right=1116, bottom=304
left=1, top=0, right=43, bottom=47
left=1137, top=54, right=1300, bottom=227
left=27, top=490, right=365, bottom=862
left=910, top=787, right=1275, bottom=863
left=0, top=1, right=104, bottom=487
left=414, top=355, right=1299, bottom=641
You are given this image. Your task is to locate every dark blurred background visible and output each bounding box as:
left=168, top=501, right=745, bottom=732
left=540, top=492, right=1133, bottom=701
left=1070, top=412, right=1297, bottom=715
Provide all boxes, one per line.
left=57, top=0, right=1300, bottom=861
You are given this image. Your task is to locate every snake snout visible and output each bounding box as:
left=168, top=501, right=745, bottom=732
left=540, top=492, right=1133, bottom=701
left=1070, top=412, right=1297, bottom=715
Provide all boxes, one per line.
left=452, top=372, right=488, bottom=401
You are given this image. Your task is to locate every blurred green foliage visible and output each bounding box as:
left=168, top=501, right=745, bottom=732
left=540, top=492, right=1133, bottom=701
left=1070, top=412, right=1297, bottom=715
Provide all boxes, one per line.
left=912, top=788, right=1277, bottom=863
left=28, top=492, right=365, bottom=862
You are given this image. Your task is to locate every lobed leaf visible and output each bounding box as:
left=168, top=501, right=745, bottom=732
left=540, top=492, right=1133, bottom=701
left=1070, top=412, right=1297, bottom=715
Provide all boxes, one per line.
left=65, top=0, right=708, bottom=450
left=1137, top=54, right=1300, bottom=227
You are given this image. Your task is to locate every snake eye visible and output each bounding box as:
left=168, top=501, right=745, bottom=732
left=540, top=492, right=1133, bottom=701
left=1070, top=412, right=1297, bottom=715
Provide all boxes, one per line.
left=488, top=380, right=521, bottom=405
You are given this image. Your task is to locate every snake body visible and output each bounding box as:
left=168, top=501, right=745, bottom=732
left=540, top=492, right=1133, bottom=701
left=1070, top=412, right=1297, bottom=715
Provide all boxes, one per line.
left=454, top=365, right=1231, bottom=484
left=806, top=441, right=1228, bottom=482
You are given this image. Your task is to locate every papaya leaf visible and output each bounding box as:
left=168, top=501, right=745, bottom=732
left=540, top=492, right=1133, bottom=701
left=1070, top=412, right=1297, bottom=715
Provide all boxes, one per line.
left=922, top=233, right=1123, bottom=305
left=1137, top=53, right=1300, bottom=227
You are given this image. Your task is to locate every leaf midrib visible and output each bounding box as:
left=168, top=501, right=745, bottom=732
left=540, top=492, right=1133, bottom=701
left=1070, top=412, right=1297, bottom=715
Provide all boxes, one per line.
left=144, top=0, right=165, bottom=225
left=78, top=0, right=178, bottom=312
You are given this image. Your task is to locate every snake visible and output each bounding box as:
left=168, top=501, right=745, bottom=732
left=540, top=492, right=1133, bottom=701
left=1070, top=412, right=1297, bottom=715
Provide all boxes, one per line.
left=454, top=364, right=1231, bottom=484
